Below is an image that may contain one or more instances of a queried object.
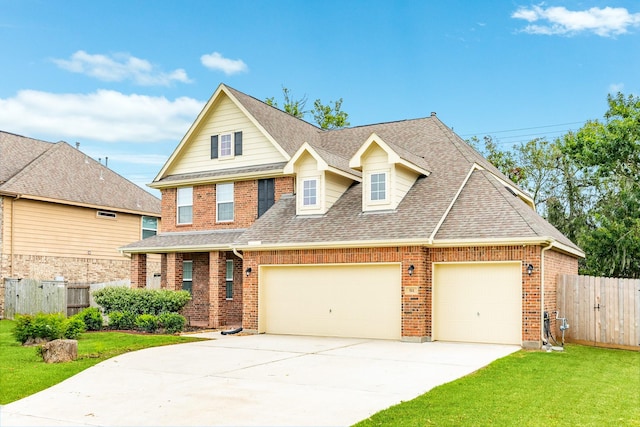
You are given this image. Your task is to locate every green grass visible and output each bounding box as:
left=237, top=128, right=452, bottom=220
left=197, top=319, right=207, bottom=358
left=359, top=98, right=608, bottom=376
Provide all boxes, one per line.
left=0, top=319, right=206, bottom=404
left=355, top=345, right=640, bottom=427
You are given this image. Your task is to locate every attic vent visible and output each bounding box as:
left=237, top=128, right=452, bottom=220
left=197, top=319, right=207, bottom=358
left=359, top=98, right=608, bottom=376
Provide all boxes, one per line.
left=97, top=210, right=117, bottom=219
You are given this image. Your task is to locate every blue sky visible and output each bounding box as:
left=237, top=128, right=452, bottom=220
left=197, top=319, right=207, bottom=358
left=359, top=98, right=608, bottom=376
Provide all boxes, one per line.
left=1, top=1, right=638, bottom=196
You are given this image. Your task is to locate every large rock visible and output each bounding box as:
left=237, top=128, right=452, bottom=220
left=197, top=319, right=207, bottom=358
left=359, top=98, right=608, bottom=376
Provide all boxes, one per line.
left=41, top=339, right=78, bottom=363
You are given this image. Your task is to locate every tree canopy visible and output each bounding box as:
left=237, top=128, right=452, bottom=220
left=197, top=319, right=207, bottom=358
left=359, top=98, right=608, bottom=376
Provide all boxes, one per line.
left=470, top=92, right=640, bottom=278
left=266, top=86, right=350, bottom=130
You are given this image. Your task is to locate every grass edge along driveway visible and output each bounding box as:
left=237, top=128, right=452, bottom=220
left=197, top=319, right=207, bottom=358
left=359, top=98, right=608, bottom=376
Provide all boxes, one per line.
left=0, top=319, right=206, bottom=404
left=354, top=344, right=640, bottom=427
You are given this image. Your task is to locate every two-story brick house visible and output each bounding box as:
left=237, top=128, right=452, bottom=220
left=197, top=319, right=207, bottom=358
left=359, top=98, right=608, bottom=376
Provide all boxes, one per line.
left=122, top=83, right=583, bottom=348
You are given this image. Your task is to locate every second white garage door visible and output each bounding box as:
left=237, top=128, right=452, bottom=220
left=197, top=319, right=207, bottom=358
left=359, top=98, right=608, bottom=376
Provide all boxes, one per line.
left=259, top=263, right=401, bottom=340
left=433, top=262, right=522, bottom=345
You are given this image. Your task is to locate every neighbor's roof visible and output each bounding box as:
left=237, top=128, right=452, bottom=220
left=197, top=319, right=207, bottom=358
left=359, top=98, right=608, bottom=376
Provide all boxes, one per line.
left=0, top=131, right=160, bottom=215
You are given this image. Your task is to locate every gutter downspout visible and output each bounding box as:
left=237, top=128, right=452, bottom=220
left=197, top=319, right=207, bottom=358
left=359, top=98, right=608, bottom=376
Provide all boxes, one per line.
left=540, top=240, right=554, bottom=345
left=232, top=247, right=243, bottom=260
left=9, top=195, right=21, bottom=277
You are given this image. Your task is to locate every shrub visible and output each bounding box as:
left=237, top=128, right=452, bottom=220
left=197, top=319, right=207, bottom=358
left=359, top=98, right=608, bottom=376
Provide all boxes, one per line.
left=93, top=287, right=191, bottom=316
left=135, top=314, right=159, bottom=333
left=108, top=311, right=136, bottom=330
left=63, top=315, right=86, bottom=339
left=76, top=307, right=103, bottom=331
left=13, top=313, right=84, bottom=344
left=159, top=312, right=186, bottom=334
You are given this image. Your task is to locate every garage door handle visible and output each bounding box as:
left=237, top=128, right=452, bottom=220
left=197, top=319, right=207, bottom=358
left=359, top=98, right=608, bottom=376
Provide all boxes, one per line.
left=477, top=312, right=480, bottom=316
left=329, top=309, right=332, bottom=313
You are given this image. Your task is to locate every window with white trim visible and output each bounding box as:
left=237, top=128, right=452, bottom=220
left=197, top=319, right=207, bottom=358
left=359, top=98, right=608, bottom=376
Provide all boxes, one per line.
left=216, top=183, right=234, bottom=222
left=225, top=260, right=233, bottom=299
left=177, top=187, right=193, bottom=224
left=219, top=133, right=233, bottom=157
left=182, top=260, right=193, bottom=294
left=370, top=172, right=387, bottom=201
left=302, top=179, right=318, bottom=207
left=141, top=216, right=158, bottom=239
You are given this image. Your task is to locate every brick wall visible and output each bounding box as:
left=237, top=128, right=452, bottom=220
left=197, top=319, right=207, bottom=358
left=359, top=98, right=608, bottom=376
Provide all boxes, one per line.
left=243, top=246, right=429, bottom=339
left=544, top=249, right=579, bottom=336
left=430, top=245, right=542, bottom=346
left=161, top=176, right=294, bottom=232
left=243, top=244, right=563, bottom=346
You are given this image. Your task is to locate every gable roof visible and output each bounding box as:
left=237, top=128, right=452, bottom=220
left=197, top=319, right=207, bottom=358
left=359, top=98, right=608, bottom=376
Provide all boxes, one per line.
left=0, top=131, right=160, bottom=216
left=121, top=85, right=582, bottom=257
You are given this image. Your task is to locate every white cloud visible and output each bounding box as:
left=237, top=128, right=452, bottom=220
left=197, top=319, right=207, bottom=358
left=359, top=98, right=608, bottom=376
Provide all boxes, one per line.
left=0, top=89, right=204, bottom=142
left=201, top=52, right=248, bottom=75
left=609, top=83, right=625, bottom=93
left=53, top=51, right=192, bottom=86
left=512, top=5, right=640, bottom=37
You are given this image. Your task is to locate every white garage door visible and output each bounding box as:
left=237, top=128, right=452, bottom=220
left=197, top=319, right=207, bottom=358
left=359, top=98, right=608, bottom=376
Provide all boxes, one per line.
left=259, top=263, right=401, bottom=340
left=433, top=262, right=522, bottom=345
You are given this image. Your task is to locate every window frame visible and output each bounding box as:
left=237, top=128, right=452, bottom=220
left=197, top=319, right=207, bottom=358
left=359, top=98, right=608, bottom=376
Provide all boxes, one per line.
left=176, top=187, right=193, bottom=225
left=369, top=172, right=388, bottom=203
left=141, top=216, right=158, bottom=239
left=225, top=260, right=234, bottom=300
left=301, top=178, right=319, bottom=208
left=182, top=260, right=193, bottom=294
left=219, top=133, right=233, bottom=158
left=216, top=183, right=234, bottom=222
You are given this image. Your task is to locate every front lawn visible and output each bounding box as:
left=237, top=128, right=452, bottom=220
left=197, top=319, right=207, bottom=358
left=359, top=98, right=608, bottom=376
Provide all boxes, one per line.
left=355, top=344, right=640, bottom=426
left=0, top=319, right=206, bottom=404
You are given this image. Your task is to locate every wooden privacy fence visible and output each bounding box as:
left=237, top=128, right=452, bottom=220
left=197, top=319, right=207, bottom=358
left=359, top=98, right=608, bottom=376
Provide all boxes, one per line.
left=557, top=275, right=640, bottom=350
left=3, top=279, right=130, bottom=319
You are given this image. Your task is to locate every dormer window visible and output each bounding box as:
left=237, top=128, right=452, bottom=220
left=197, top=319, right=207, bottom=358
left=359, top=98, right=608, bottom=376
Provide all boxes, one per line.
left=302, top=179, right=318, bottom=207
left=370, top=172, right=387, bottom=202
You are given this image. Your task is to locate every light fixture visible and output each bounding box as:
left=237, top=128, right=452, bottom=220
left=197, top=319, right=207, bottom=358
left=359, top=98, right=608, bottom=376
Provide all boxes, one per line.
left=245, top=267, right=252, bottom=277
left=408, top=265, right=415, bottom=276
left=527, top=264, right=534, bottom=276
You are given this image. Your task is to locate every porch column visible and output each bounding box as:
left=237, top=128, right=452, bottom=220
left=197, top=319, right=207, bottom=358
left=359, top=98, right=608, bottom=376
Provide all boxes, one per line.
left=130, top=253, right=147, bottom=288
left=165, top=253, right=181, bottom=291
left=208, top=251, right=226, bottom=328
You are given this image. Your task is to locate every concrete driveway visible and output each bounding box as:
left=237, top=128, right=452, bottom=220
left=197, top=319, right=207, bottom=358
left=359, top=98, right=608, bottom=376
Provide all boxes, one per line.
left=1, top=333, right=519, bottom=427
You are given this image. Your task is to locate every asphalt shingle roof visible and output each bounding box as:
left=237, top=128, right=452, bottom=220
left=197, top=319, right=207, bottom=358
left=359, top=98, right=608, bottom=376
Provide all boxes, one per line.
left=122, top=84, right=581, bottom=255
left=0, top=131, right=160, bottom=215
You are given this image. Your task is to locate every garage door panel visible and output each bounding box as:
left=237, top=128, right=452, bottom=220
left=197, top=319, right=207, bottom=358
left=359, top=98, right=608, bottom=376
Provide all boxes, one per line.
left=434, top=262, right=522, bottom=345
left=260, top=264, right=401, bottom=340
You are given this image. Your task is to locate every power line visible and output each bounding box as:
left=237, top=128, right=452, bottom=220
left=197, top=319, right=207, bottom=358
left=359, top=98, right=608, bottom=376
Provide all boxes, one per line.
left=458, top=121, right=586, bottom=138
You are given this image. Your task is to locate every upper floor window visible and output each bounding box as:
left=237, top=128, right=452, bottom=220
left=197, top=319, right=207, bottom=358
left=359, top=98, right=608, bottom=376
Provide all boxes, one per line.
left=219, top=133, right=233, bottom=157
left=142, top=216, right=158, bottom=239
left=216, top=183, right=234, bottom=222
left=177, top=187, right=193, bottom=224
left=302, top=179, right=318, bottom=207
left=370, top=172, right=387, bottom=201
left=211, top=131, right=243, bottom=159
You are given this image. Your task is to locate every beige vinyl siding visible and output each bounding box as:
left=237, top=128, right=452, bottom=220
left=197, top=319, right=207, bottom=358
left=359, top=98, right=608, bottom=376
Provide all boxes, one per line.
left=295, top=153, right=324, bottom=215
left=361, top=144, right=392, bottom=211
left=393, top=165, right=420, bottom=208
left=9, top=199, right=144, bottom=260
left=325, top=172, right=352, bottom=210
left=167, top=94, right=287, bottom=176
left=0, top=196, right=10, bottom=255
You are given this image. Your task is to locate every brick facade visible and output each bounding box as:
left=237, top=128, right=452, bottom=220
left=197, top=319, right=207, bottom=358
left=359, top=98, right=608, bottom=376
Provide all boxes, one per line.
left=543, top=249, right=579, bottom=337
left=161, top=177, right=294, bottom=233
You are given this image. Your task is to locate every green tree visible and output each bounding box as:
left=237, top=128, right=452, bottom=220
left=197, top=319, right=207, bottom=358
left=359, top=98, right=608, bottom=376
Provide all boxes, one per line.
left=564, top=93, right=640, bottom=278
left=468, top=135, right=524, bottom=184
left=266, top=86, right=350, bottom=130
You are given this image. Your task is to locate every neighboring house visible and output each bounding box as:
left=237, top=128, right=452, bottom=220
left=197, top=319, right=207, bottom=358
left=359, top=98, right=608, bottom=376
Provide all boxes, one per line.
left=0, top=131, right=161, bottom=317
left=121, top=84, right=583, bottom=348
